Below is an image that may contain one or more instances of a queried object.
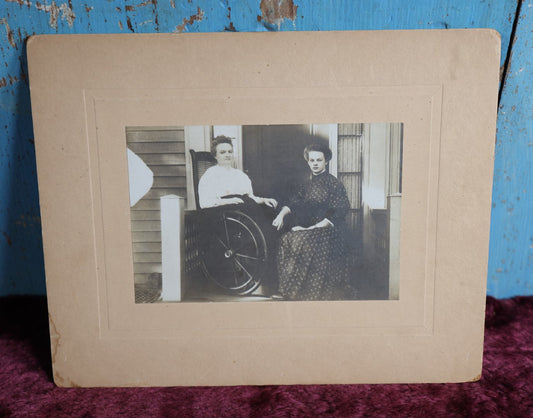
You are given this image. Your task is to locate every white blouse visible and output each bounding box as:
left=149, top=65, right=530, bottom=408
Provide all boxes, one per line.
left=198, top=165, right=254, bottom=208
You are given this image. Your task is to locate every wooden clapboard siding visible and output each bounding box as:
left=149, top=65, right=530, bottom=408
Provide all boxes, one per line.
left=153, top=174, right=187, bottom=188
left=143, top=187, right=188, bottom=200
left=127, top=128, right=185, bottom=143
left=132, top=242, right=162, bottom=253
left=134, top=273, right=159, bottom=283
left=150, top=165, right=186, bottom=177
left=128, top=142, right=185, bottom=154
left=130, top=211, right=161, bottom=221
left=133, top=253, right=163, bottom=263
left=131, top=220, right=162, bottom=232
left=133, top=200, right=165, bottom=211
left=136, top=154, right=184, bottom=166
left=132, top=231, right=162, bottom=243
left=133, top=263, right=163, bottom=274
left=126, top=126, right=187, bottom=283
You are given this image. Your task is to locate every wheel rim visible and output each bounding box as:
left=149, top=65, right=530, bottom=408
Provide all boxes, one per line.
left=201, top=211, right=267, bottom=295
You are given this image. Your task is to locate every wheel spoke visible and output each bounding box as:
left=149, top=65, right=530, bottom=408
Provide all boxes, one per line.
left=234, top=258, right=253, bottom=280
left=234, top=253, right=259, bottom=261
left=213, top=234, right=230, bottom=251
left=222, top=214, right=231, bottom=247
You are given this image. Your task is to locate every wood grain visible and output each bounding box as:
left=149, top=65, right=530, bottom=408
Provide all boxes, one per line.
left=0, top=0, right=527, bottom=297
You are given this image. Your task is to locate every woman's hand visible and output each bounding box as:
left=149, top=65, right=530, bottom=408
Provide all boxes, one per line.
left=272, top=213, right=285, bottom=230
left=313, top=218, right=333, bottom=229
left=251, top=196, right=278, bottom=208
left=221, top=197, right=244, bottom=205
left=262, top=197, right=278, bottom=208
left=291, top=219, right=333, bottom=231
left=272, top=206, right=291, bottom=230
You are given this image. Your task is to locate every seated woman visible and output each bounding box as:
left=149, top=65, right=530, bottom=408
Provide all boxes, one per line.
left=197, top=136, right=280, bottom=296
left=272, top=143, right=351, bottom=301
left=198, top=135, right=277, bottom=209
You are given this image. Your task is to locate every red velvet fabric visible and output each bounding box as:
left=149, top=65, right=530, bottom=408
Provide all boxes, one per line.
left=1, top=296, right=532, bottom=417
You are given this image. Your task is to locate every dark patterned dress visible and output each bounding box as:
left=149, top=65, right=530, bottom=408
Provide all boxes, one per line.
left=277, top=171, right=351, bottom=301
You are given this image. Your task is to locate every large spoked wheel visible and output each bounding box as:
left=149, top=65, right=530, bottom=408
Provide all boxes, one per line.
left=200, top=210, right=267, bottom=295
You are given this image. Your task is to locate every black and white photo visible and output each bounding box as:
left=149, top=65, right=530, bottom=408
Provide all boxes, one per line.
left=127, top=123, right=403, bottom=303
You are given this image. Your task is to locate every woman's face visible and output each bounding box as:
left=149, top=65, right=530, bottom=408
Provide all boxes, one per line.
left=215, top=142, right=234, bottom=167
left=307, top=151, right=327, bottom=174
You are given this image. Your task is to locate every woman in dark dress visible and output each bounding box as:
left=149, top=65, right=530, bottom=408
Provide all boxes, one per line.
left=272, top=144, right=351, bottom=301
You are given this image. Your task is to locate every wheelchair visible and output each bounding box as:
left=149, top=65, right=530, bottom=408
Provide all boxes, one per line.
left=189, top=150, right=273, bottom=296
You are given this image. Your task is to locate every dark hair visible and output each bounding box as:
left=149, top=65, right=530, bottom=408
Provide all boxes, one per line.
left=211, top=135, right=233, bottom=156
left=303, top=143, right=332, bottom=162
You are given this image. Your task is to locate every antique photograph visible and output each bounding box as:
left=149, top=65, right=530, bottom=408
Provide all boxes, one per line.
left=127, top=123, right=403, bottom=303
left=29, top=30, right=498, bottom=386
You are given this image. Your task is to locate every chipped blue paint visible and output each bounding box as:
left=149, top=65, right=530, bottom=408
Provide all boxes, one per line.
left=0, top=0, right=527, bottom=296
left=488, top=1, right=533, bottom=297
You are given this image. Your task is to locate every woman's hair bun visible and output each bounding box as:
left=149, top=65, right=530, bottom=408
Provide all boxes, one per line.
left=211, top=135, right=233, bottom=156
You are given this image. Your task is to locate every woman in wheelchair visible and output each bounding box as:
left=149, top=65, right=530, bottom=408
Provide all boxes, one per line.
left=195, top=136, right=280, bottom=296
left=198, top=136, right=277, bottom=210
left=272, top=143, right=351, bottom=301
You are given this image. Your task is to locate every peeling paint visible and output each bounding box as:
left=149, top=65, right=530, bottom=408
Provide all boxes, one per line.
left=35, top=1, right=76, bottom=29
left=126, top=16, right=134, bottom=32
left=225, top=5, right=236, bottom=31
left=5, top=0, right=32, bottom=6
left=175, top=7, right=204, bottom=33
left=0, top=0, right=527, bottom=300
left=0, top=19, right=17, bottom=49
left=3, top=232, right=12, bottom=246
left=226, top=21, right=236, bottom=32
left=0, top=74, right=21, bottom=89
left=139, top=0, right=157, bottom=7
left=124, top=0, right=158, bottom=12
left=260, top=0, right=298, bottom=26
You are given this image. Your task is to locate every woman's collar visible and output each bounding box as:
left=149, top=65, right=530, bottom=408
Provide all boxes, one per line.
left=312, top=169, right=327, bottom=176
left=216, top=164, right=233, bottom=170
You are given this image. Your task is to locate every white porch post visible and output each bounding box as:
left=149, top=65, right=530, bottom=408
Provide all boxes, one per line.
left=160, top=195, right=185, bottom=302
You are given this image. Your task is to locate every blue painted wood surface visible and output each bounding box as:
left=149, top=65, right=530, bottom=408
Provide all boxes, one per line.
left=488, top=1, right=533, bottom=297
left=0, top=0, right=529, bottom=297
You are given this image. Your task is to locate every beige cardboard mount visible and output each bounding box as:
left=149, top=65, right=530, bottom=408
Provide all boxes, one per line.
left=28, top=30, right=500, bottom=387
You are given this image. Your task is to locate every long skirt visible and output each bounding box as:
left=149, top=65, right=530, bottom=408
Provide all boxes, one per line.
left=277, top=226, right=348, bottom=301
